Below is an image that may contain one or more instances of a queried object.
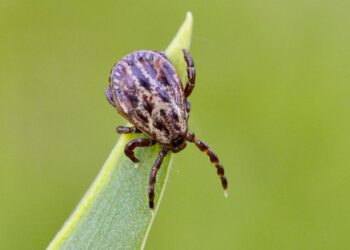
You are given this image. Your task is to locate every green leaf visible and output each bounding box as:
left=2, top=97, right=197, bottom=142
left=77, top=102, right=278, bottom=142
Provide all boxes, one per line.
left=47, top=12, right=193, bottom=250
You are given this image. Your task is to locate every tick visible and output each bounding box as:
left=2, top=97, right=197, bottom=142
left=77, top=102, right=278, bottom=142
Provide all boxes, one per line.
left=106, top=50, right=228, bottom=209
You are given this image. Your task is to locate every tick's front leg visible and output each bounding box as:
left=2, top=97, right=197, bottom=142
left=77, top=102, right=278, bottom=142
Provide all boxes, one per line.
left=124, top=138, right=155, bottom=163
left=186, top=133, right=228, bottom=192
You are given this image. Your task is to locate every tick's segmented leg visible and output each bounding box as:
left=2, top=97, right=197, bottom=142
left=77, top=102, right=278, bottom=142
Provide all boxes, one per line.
left=187, top=133, right=228, bottom=191
left=116, top=126, right=141, bottom=134
left=183, top=49, right=196, bottom=98
left=148, top=148, right=169, bottom=209
left=124, top=138, right=155, bottom=163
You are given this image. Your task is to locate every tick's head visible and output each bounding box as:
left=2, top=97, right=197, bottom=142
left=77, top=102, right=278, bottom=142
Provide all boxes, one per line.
left=170, top=136, right=187, bottom=153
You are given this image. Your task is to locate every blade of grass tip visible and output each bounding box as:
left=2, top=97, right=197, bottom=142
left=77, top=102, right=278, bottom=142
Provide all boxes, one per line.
left=166, top=11, right=193, bottom=83
left=48, top=11, right=193, bottom=250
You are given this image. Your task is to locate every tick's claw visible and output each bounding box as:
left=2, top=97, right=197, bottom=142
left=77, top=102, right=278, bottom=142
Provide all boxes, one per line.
left=149, top=201, right=154, bottom=210
left=224, top=190, right=228, bottom=198
left=126, top=155, right=139, bottom=163
left=131, top=157, right=139, bottom=163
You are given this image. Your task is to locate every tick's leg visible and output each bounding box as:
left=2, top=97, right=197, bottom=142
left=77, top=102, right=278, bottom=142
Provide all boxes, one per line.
left=148, top=148, right=169, bottom=209
left=124, top=138, right=156, bottom=163
left=186, top=133, right=228, bottom=191
left=116, top=126, right=141, bottom=134
left=183, top=49, right=196, bottom=98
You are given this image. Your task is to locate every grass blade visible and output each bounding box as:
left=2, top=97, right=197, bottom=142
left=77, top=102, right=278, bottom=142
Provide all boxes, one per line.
left=48, top=12, right=193, bottom=250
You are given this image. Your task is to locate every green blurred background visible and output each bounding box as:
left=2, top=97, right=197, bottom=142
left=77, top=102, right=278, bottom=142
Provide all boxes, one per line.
left=1, top=0, right=350, bottom=249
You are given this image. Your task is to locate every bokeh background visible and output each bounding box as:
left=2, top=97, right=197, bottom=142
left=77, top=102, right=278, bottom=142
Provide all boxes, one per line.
left=1, top=0, right=350, bottom=249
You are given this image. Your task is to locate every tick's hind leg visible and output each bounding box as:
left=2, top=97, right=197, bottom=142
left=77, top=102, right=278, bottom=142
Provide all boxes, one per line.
left=124, top=138, right=155, bottom=163
left=116, top=126, right=141, bottom=134
left=186, top=133, right=228, bottom=192
left=148, top=148, right=169, bottom=209
left=182, top=49, right=196, bottom=98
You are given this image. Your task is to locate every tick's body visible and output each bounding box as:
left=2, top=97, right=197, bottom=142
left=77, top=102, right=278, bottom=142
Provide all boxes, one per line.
left=107, top=51, right=188, bottom=150
left=106, top=50, right=227, bottom=209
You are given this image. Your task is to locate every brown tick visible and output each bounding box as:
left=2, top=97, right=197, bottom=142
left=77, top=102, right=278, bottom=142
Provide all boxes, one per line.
left=106, top=50, right=228, bottom=209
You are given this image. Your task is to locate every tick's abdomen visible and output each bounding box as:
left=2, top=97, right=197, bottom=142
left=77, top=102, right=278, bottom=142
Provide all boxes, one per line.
left=108, top=50, right=188, bottom=146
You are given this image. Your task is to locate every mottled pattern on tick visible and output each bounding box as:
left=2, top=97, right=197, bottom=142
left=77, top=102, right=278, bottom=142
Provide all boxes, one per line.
left=109, top=50, right=187, bottom=146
